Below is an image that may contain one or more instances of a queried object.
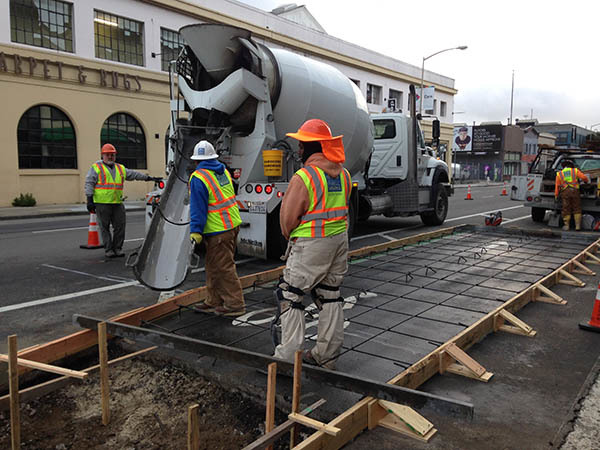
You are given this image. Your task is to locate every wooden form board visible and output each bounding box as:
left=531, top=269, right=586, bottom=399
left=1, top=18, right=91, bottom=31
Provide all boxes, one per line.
left=295, top=237, right=600, bottom=450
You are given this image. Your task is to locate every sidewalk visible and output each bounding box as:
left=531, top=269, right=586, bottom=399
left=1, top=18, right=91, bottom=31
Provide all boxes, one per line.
left=0, top=201, right=146, bottom=221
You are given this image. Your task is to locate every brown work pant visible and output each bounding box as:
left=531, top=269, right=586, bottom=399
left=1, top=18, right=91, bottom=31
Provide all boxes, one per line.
left=204, top=227, right=244, bottom=309
left=560, top=187, right=582, bottom=215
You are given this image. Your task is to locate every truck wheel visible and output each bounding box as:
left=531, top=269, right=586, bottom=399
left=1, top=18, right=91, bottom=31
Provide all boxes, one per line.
left=420, top=184, right=448, bottom=226
left=531, top=207, right=546, bottom=223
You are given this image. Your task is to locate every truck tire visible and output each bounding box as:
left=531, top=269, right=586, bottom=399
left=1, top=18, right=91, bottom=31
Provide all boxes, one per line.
left=531, top=207, right=546, bottom=223
left=420, top=184, right=448, bottom=226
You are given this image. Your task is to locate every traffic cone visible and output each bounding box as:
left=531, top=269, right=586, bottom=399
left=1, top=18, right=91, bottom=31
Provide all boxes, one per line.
left=579, top=282, right=600, bottom=333
left=500, top=181, right=508, bottom=196
left=465, top=185, right=473, bottom=200
left=80, top=213, right=103, bottom=249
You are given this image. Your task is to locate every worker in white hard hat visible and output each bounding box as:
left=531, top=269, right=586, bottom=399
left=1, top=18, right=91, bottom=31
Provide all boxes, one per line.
left=188, top=140, right=245, bottom=316
left=272, top=119, right=351, bottom=369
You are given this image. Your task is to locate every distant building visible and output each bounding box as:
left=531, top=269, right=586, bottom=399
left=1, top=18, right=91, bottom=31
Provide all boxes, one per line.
left=515, top=119, right=591, bottom=149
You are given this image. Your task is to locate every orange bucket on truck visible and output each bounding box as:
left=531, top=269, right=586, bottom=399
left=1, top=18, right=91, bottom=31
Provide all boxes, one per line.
left=262, top=150, right=284, bottom=177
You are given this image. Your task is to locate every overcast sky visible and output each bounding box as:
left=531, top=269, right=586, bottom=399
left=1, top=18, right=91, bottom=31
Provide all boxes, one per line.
left=237, top=0, right=599, bottom=129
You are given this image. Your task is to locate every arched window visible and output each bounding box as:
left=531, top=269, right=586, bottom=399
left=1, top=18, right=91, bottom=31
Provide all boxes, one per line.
left=101, top=113, right=146, bottom=169
left=17, top=105, right=77, bottom=169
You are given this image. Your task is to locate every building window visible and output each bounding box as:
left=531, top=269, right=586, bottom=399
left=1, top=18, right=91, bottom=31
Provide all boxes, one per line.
left=94, top=10, right=144, bottom=66
left=101, top=113, right=146, bottom=169
left=17, top=105, right=77, bottom=169
left=160, top=28, right=185, bottom=72
left=388, top=88, right=403, bottom=112
left=366, top=83, right=381, bottom=105
left=440, top=101, right=447, bottom=117
left=10, top=0, right=74, bottom=52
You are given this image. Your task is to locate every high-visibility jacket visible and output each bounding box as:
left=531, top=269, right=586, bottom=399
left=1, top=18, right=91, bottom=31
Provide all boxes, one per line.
left=93, top=162, right=126, bottom=204
left=290, top=165, right=351, bottom=238
left=555, top=167, right=589, bottom=197
left=189, top=168, right=241, bottom=234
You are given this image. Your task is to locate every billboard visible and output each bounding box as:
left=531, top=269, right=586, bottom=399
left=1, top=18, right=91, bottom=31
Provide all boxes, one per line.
left=453, top=125, right=472, bottom=152
left=453, top=124, right=503, bottom=153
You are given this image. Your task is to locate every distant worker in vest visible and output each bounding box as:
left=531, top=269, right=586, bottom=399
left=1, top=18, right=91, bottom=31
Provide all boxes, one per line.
left=189, top=140, right=245, bottom=317
left=85, top=143, right=161, bottom=258
left=273, top=119, right=351, bottom=369
left=555, top=159, right=589, bottom=231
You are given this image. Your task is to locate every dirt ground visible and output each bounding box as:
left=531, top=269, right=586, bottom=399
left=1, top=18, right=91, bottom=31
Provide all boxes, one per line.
left=0, top=356, right=289, bottom=449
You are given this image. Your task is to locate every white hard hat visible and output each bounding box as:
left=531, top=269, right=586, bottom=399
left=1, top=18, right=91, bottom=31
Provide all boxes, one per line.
left=191, top=140, right=218, bottom=160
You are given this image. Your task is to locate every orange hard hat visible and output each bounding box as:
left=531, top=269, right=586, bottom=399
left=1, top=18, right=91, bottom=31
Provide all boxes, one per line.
left=101, top=143, right=117, bottom=154
left=286, top=119, right=345, bottom=163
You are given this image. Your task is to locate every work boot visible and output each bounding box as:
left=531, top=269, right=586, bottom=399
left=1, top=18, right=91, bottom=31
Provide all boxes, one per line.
left=193, top=301, right=216, bottom=313
left=574, top=213, right=582, bottom=231
left=215, top=305, right=246, bottom=317
left=113, top=249, right=125, bottom=257
left=562, top=215, right=571, bottom=231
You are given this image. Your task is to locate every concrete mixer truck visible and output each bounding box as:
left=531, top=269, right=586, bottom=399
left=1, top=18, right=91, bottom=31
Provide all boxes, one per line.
left=129, top=23, right=452, bottom=291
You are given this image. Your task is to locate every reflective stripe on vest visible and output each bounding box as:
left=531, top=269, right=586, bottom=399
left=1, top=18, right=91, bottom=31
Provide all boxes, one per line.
left=93, top=163, right=126, bottom=204
left=189, top=168, right=242, bottom=234
left=290, top=166, right=351, bottom=239
left=559, top=168, right=579, bottom=190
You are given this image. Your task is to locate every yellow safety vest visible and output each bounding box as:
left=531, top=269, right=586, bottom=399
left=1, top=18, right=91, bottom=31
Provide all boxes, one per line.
left=189, top=168, right=242, bottom=234
left=558, top=167, right=580, bottom=191
left=290, top=166, right=351, bottom=239
left=93, top=163, right=126, bottom=204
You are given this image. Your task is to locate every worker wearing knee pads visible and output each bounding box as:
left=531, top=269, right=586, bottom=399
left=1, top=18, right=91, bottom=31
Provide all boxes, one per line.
left=273, top=119, right=350, bottom=369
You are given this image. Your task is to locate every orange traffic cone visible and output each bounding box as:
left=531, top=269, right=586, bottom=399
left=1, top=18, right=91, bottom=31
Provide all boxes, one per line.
left=80, top=213, right=103, bottom=249
left=465, top=185, right=473, bottom=200
left=579, top=282, right=600, bottom=333
left=500, top=181, right=508, bottom=196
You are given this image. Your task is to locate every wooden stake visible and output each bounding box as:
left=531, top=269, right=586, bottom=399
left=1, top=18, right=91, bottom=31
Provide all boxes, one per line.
left=572, top=260, right=595, bottom=276
left=534, top=284, right=566, bottom=305
left=495, top=309, right=536, bottom=337
left=8, top=335, right=20, bottom=450
left=290, top=350, right=302, bottom=448
left=187, top=404, right=199, bottom=450
left=585, top=251, right=600, bottom=265
left=288, top=413, right=340, bottom=436
left=265, top=363, right=277, bottom=450
left=438, top=343, right=493, bottom=382
left=558, top=269, right=585, bottom=287
left=98, top=322, right=110, bottom=426
left=367, top=399, right=437, bottom=442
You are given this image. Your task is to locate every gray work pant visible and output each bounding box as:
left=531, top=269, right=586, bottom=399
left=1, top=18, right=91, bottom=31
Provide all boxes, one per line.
left=95, top=203, right=126, bottom=253
left=273, top=231, right=348, bottom=369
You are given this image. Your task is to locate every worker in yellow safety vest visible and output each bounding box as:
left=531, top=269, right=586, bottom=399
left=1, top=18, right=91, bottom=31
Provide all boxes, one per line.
left=84, top=143, right=161, bottom=258
left=273, top=119, right=351, bottom=369
left=555, top=159, right=589, bottom=231
left=188, top=140, right=245, bottom=317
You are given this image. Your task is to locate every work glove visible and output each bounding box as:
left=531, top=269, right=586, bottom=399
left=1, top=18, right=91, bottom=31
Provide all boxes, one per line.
left=86, top=196, right=95, bottom=214
left=190, top=233, right=204, bottom=257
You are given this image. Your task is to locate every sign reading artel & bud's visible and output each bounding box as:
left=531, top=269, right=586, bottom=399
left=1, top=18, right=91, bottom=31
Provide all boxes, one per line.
left=0, top=51, right=142, bottom=92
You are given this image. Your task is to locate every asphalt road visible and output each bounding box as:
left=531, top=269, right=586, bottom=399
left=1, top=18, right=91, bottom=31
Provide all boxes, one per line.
left=0, top=184, right=544, bottom=353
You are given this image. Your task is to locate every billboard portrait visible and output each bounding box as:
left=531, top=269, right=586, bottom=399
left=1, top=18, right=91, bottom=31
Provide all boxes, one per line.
left=453, top=125, right=472, bottom=152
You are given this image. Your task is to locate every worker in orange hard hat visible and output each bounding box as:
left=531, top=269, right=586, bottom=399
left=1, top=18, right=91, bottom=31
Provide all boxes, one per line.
left=272, top=119, right=351, bottom=369
left=84, top=143, right=162, bottom=259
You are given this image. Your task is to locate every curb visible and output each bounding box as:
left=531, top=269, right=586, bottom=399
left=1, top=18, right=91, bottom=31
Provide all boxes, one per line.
left=0, top=206, right=145, bottom=221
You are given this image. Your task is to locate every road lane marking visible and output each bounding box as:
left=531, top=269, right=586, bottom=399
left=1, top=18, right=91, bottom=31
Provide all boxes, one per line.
left=41, top=264, right=134, bottom=283
left=501, top=215, right=530, bottom=224
left=33, top=226, right=88, bottom=234
left=124, top=238, right=144, bottom=242
left=445, top=205, right=525, bottom=222
left=0, top=281, right=140, bottom=314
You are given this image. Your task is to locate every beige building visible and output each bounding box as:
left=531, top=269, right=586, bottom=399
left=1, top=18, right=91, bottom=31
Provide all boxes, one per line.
left=0, top=0, right=458, bottom=207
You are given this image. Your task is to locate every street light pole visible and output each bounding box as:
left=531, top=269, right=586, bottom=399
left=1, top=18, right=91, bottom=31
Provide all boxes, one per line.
left=419, top=45, right=467, bottom=116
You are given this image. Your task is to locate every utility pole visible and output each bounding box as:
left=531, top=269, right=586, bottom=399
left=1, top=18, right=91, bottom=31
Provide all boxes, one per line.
left=509, top=70, right=514, bottom=125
